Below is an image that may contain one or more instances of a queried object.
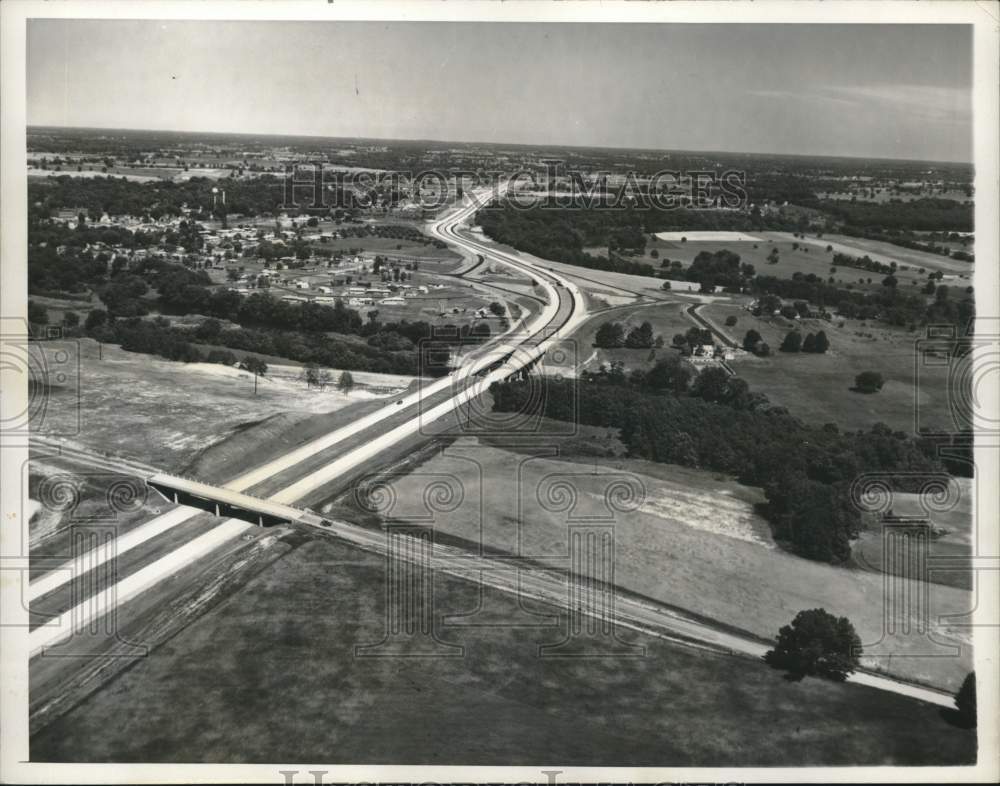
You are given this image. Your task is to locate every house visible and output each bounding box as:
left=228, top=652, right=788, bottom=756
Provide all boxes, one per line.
left=293, top=280, right=310, bottom=290
left=379, top=296, right=406, bottom=306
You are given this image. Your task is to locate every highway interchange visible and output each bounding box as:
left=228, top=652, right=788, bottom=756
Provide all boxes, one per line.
left=28, top=183, right=956, bottom=710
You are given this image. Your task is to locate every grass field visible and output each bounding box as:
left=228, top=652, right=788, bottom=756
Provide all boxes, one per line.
left=310, top=233, right=461, bottom=262
left=645, top=231, right=972, bottom=282
left=29, top=530, right=976, bottom=765
left=348, top=440, right=972, bottom=691
left=31, top=339, right=397, bottom=473
left=645, top=238, right=949, bottom=295
left=699, top=302, right=958, bottom=434
left=851, top=476, right=975, bottom=591
left=571, top=300, right=704, bottom=372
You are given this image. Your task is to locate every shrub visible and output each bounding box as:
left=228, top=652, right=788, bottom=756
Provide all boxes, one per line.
left=854, top=370, right=885, bottom=393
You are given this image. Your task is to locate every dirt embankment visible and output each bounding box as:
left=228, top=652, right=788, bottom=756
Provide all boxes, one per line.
left=182, top=398, right=389, bottom=485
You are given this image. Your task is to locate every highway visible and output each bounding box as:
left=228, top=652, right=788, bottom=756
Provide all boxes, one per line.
left=28, top=182, right=587, bottom=656
left=224, top=184, right=582, bottom=496
left=27, top=183, right=959, bottom=712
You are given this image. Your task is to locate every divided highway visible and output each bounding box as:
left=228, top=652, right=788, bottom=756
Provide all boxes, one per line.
left=27, top=183, right=958, bottom=712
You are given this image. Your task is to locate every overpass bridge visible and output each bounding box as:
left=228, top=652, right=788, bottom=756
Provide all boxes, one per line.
left=146, top=473, right=311, bottom=527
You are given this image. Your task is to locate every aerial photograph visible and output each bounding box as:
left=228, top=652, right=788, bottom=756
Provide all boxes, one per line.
left=8, top=9, right=992, bottom=775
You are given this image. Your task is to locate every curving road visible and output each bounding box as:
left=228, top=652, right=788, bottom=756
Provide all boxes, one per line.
left=224, top=183, right=585, bottom=496
left=28, top=184, right=960, bottom=711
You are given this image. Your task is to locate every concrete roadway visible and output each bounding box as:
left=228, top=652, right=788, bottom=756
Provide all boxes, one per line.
left=224, top=183, right=582, bottom=495
left=27, top=183, right=585, bottom=656
left=27, top=184, right=959, bottom=712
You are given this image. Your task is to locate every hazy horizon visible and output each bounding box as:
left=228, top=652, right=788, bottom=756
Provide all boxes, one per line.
left=26, top=123, right=975, bottom=166
left=27, top=21, right=974, bottom=163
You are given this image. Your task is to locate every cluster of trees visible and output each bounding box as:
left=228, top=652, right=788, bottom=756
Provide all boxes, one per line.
left=670, top=326, right=715, bottom=355
left=89, top=315, right=426, bottom=376
left=29, top=170, right=404, bottom=224
left=301, top=363, right=355, bottom=392
left=29, top=174, right=287, bottom=220
left=338, top=222, right=447, bottom=248
left=593, top=320, right=663, bottom=350
left=27, top=220, right=176, bottom=295
left=477, top=204, right=974, bottom=335
left=678, top=249, right=755, bottom=292
left=490, top=370, right=944, bottom=563
left=779, top=330, right=830, bottom=354
left=751, top=273, right=974, bottom=331
left=742, top=329, right=771, bottom=357
left=831, top=251, right=894, bottom=277
left=843, top=227, right=972, bottom=260
left=476, top=204, right=659, bottom=276
left=475, top=202, right=800, bottom=280
left=84, top=298, right=497, bottom=377
left=820, top=198, right=973, bottom=233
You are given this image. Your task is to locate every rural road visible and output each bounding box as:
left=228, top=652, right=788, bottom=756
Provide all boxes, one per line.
left=296, top=507, right=958, bottom=710
left=28, top=184, right=959, bottom=713
left=686, top=302, right=739, bottom=349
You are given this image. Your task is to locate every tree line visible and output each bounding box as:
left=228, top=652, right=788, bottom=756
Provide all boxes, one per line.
left=490, top=366, right=950, bottom=564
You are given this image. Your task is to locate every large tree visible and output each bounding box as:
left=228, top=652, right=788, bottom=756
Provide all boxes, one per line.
left=644, top=356, right=692, bottom=394
left=594, top=321, right=626, bottom=348
left=692, top=366, right=731, bottom=403
left=780, top=330, right=803, bottom=353
left=855, top=370, right=885, bottom=394
left=765, top=608, right=862, bottom=681
left=625, top=321, right=655, bottom=349
left=743, top=328, right=763, bottom=353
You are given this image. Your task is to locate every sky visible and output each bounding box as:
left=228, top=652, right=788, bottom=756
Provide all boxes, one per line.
left=27, top=20, right=974, bottom=162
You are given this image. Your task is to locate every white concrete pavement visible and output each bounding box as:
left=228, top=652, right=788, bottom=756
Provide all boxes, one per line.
left=28, top=183, right=960, bottom=713
left=29, top=518, right=254, bottom=657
